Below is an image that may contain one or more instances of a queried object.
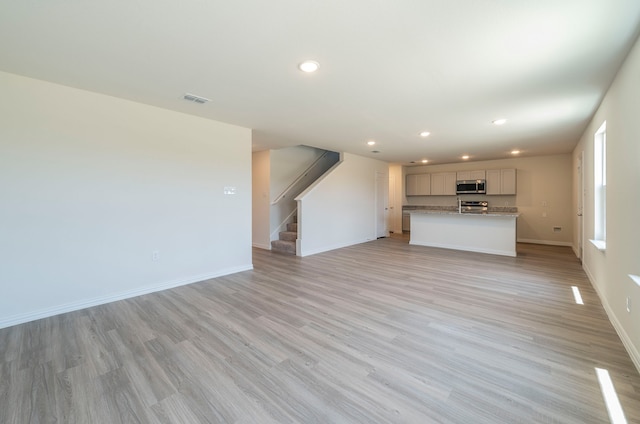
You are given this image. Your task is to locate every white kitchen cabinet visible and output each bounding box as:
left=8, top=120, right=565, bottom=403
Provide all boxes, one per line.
left=431, top=172, right=457, bottom=195
left=486, top=169, right=516, bottom=195
left=456, top=171, right=469, bottom=181
left=456, top=170, right=486, bottom=181
left=406, top=174, right=418, bottom=195
left=406, top=173, right=431, bottom=196
left=485, top=170, right=501, bottom=195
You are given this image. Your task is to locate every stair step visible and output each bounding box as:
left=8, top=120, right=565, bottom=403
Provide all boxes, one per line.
left=287, top=223, right=298, bottom=232
left=279, top=231, right=297, bottom=242
left=271, top=240, right=296, bottom=255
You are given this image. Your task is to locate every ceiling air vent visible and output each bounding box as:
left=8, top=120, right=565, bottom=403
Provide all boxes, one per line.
left=183, top=93, right=211, bottom=104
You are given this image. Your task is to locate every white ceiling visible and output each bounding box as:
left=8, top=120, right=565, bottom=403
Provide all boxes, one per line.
left=1, top=1, right=639, bottom=165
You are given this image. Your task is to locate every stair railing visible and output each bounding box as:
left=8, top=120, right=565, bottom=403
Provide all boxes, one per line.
left=271, top=151, right=332, bottom=205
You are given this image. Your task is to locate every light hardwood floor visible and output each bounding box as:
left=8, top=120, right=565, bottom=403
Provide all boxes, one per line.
left=1, top=237, right=639, bottom=423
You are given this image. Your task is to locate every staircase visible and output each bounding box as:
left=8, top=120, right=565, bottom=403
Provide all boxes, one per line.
left=268, top=148, right=339, bottom=256
left=271, top=215, right=297, bottom=254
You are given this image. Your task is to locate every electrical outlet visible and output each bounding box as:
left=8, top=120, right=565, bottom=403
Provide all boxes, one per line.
left=152, top=250, right=160, bottom=261
left=627, top=296, right=631, bottom=313
left=542, top=212, right=547, bottom=218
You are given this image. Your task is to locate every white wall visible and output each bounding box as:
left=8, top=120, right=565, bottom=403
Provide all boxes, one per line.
left=252, top=150, right=271, bottom=249
left=0, top=71, right=252, bottom=329
left=573, top=34, right=640, bottom=371
left=296, top=153, right=388, bottom=256
left=403, top=154, right=574, bottom=245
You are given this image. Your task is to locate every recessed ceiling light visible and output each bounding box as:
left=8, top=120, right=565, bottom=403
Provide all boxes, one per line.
left=511, top=150, right=521, bottom=155
left=298, top=60, right=320, bottom=73
left=493, top=118, right=507, bottom=125
left=462, top=155, right=470, bottom=160
left=367, top=140, right=376, bottom=146
left=419, top=131, right=431, bottom=137
left=421, top=159, right=428, bottom=163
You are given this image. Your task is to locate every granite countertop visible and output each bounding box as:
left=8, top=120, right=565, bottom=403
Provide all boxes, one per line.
left=403, top=205, right=520, bottom=217
left=409, top=210, right=520, bottom=217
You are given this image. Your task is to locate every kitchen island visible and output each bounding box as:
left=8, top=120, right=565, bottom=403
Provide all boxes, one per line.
left=409, top=210, right=519, bottom=257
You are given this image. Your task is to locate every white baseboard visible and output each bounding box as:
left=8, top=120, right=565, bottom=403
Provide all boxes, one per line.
left=299, top=237, right=374, bottom=257
left=0, top=264, right=253, bottom=330
left=517, top=238, right=573, bottom=247
left=583, top=263, right=640, bottom=374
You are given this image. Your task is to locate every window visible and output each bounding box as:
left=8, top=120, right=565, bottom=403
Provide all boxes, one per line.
left=592, top=121, right=606, bottom=250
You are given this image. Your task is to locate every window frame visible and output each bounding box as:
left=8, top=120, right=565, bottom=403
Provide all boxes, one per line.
left=591, top=121, right=607, bottom=251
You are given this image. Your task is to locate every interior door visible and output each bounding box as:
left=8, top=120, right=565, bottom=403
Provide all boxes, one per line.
left=376, top=171, right=389, bottom=238
left=388, top=174, right=397, bottom=233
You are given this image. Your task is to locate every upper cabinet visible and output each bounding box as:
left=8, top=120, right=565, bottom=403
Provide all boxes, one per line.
left=406, top=173, right=431, bottom=196
left=406, top=168, right=516, bottom=196
left=486, top=169, right=517, bottom=195
left=431, top=172, right=457, bottom=195
left=456, top=170, right=486, bottom=181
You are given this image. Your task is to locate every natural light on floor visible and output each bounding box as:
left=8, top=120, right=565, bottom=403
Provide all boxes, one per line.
left=596, top=367, right=627, bottom=424
left=571, top=286, right=584, bottom=305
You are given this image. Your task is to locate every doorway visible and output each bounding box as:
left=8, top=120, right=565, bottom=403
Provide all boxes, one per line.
left=388, top=174, right=397, bottom=233
left=375, top=171, right=389, bottom=238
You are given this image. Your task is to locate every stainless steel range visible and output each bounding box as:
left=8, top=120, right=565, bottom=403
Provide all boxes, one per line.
left=459, top=200, right=488, bottom=213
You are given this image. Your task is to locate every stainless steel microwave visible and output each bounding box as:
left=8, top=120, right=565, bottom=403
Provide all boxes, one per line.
left=456, top=179, right=486, bottom=194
